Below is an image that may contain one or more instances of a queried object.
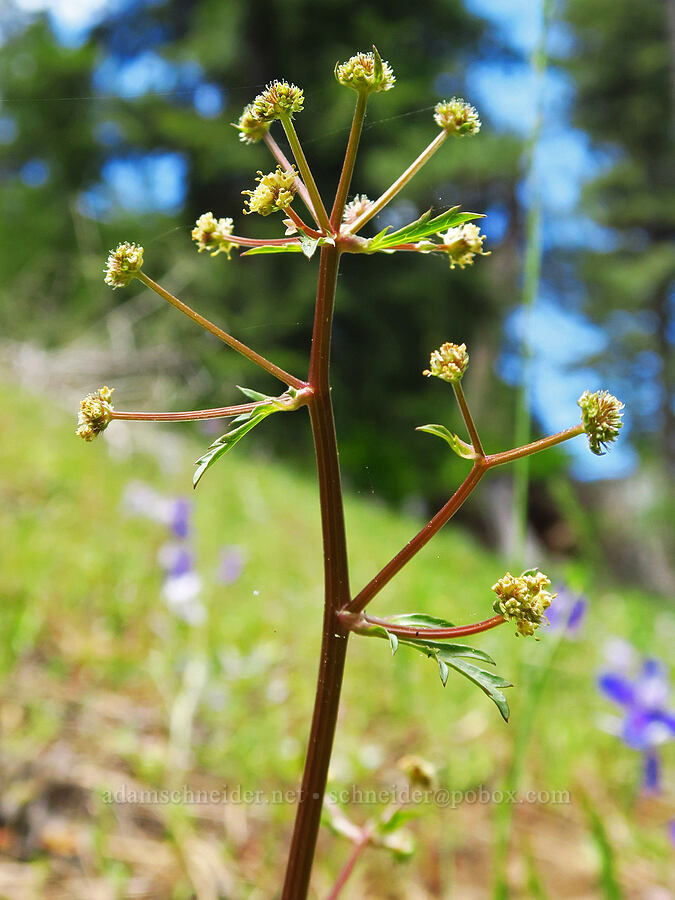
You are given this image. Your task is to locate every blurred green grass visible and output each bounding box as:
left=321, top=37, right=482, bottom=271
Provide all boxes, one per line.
left=0, top=381, right=672, bottom=898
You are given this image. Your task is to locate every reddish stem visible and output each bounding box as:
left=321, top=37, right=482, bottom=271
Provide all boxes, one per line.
left=263, top=130, right=317, bottom=223
left=360, top=613, right=506, bottom=640
left=286, top=206, right=324, bottom=239
left=326, top=828, right=373, bottom=900
left=485, top=425, right=584, bottom=468
left=281, top=245, right=351, bottom=900
left=111, top=402, right=259, bottom=422
left=346, top=463, right=487, bottom=616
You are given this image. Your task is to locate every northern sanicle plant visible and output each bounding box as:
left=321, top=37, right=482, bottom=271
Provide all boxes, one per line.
left=76, top=48, right=625, bottom=898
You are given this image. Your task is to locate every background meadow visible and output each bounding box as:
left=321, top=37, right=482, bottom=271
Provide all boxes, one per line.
left=0, top=0, right=673, bottom=896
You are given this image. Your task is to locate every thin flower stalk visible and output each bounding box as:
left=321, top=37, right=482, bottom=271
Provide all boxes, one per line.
left=355, top=612, right=506, bottom=640
left=331, top=90, right=369, bottom=228
left=110, top=402, right=266, bottom=422
left=285, top=206, right=323, bottom=239
left=279, top=115, right=333, bottom=234
left=263, top=130, right=317, bottom=221
left=326, top=827, right=374, bottom=900
left=485, top=424, right=584, bottom=468
left=453, top=381, right=485, bottom=457
left=342, top=130, right=447, bottom=235
left=136, top=271, right=306, bottom=390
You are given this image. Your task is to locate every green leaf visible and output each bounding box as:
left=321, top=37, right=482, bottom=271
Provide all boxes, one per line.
left=377, top=808, right=418, bottom=836
left=236, top=385, right=270, bottom=402
left=441, top=656, right=512, bottom=722
left=367, top=623, right=399, bottom=655
left=437, top=656, right=449, bottom=686
left=388, top=613, right=456, bottom=629
left=297, top=232, right=320, bottom=259
left=193, top=406, right=277, bottom=488
left=402, top=637, right=497, bottom=667
left=416, top=424, right=476, bottom=460
left=367, top=207, right=484, bottom=251
left=241, top=243, right=303, bottom=256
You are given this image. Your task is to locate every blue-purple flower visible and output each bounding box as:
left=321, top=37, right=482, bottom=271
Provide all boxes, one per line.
left=598, top=647, right=675, bottom=793
left=547, top=586, right=587, bottom=638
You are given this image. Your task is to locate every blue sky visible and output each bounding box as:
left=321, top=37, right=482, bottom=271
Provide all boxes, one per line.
left=6, top=0, right=636, bottom=479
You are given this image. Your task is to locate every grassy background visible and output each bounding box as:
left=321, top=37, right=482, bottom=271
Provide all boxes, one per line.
left=1, top=381, right=672, bottom=898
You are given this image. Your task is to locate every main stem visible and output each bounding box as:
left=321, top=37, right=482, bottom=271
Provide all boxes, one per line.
left=281, top=245, right=350, bottom=899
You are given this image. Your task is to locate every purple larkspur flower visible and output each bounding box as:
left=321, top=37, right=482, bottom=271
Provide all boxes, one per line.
left=218, top=546, right=245, bottom=585
left=598, top=652, right=675, bottom=793
left=169, top=497, right=192, bottom=539
left=158, top=542, right=194, bottom=578
left=547, top=586, right=587, bottom=637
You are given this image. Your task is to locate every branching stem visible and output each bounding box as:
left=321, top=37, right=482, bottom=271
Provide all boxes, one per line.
left=136, top=271, right=306, bottom=390
left=343, top=130, right=447, bottom=235
left=280, top=115, right=333, bottom=235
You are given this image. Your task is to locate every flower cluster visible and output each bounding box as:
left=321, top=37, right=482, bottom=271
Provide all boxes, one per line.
left=234, top=103, right=271, bottom=144
left=342, top=194, right=372, bottom=226
left=335, top=49, right=395, bottom=94
left=491, top=569, right=555, bottom=637
left=578, top=389, right=624, bottom=455
left=104, top=242, right=144, bottom=289
left=250, top=80, right=304, bottom=122
left=423, top=342, right=469, bottom=384
left=433, top=98, right=481, bottom=136
left=437, top=223, right=489, bottom=269
left=76, top=386, right=114, bottom=441
left=122, top=481, right=246, bottom=625
left=242, top=166, right=298, bottom=216
left=191, top=212, right=238, bottom=258
left=598, top=640, right=675, bottom=793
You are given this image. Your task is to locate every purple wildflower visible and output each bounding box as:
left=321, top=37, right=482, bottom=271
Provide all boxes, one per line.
left=547, top=585, right=587, bottom=637
left=218, top=546, right=245, bottom=585
left=169, top=497, right=192, bottom=539
left=598, top=652, right=675, bottom=793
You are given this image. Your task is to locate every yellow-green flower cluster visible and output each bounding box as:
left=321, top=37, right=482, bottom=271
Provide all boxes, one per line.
left=578, top=390, right=624, bottom=455
left=250, top=81, right=304, bottom=122
left=434, top=98, right=481, bottom=136
left=234, top=103, right=270, bottom=144
left=242, top=166, right=297, bottom=216
left=438, top=223, right=489, bottom=269
left=191, top=213, right=238, bottom=258
left=342, top=194, right=372, bottom=226
left=76, top=386, right=114, bottom=441
left=335, top=49, right=395, bottom=94
left=492, top=569, right=555, bottom=638
left=104, top=242, right=144, bottom=289
left=423, top=342, right=469, bottom=383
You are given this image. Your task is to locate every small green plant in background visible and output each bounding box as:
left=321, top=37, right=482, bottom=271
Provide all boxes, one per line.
left=75, top=49, right=624, bottom=898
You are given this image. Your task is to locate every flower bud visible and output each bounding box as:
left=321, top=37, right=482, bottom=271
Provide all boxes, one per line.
left=76, top=386, right=114, bottom=441
left=335, top=48, right=395, bottom=94
left=437, top=223, right=489, bottom=269
left=191, top=213, right=238, bottom=258
left=491, top=569, right=556, bottom=638
left=250, top=81, right=304, bottom=122
left=423, top=342, right=469, bottom=384
left=342, top=194, right=372, bottom=226
left=397, top=755, right=437, bottom=789
left=104, top=242, right=143, bottom=289
left=578, top=390, right=624, bottom=455
left=233, top=103, right=270, bottom=144
left=242, top=166, right=297, bottom=216
left=434, top=98, right=481, bottom=136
